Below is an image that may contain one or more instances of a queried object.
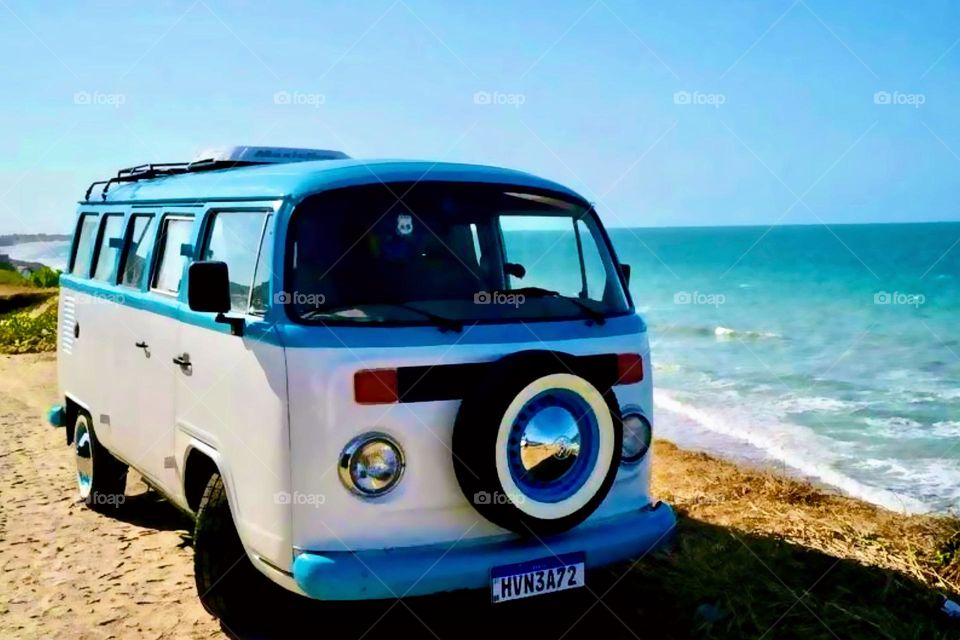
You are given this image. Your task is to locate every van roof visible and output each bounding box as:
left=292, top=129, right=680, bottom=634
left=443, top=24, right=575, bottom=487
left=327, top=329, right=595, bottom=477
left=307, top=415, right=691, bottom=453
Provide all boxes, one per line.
left=89, top=158, right=584, bottom=205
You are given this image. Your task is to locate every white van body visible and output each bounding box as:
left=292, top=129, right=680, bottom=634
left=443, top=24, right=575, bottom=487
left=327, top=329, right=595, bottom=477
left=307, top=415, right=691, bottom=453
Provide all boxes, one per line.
left=53, top=149, right=675, bottom=608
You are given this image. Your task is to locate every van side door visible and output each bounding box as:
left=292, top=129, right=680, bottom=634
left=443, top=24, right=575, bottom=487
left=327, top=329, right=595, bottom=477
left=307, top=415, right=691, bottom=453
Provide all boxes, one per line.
left=109, top=212, right=161, bottom=469
left=115, top=213, right=194, bottom=493
left=174, top=207, right=291, bottom=566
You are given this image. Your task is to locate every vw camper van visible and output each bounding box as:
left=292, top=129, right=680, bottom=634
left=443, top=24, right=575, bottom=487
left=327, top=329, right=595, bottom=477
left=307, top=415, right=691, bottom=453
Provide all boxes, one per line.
left=50, top=147, right=676, bottom=620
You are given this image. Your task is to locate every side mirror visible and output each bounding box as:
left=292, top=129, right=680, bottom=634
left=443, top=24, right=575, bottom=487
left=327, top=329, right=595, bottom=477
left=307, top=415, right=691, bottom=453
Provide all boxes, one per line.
left=620, top=263, right=631, bottom=286
left=188, top=261, right=245, bottom=336
left=188, top=261, right=230, bottom=313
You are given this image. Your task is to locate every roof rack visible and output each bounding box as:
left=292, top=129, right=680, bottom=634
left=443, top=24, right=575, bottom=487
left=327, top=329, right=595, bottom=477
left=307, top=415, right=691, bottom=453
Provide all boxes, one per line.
left=82, top=146, right=349, bottom=202
left=83, top=161, right=252, bottom=201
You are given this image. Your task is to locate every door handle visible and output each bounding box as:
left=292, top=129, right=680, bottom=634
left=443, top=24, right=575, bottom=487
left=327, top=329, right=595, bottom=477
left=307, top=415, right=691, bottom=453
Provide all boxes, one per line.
left=172, top=353, right=191, bottom=368
left=135, top=341, right=149, bottom=349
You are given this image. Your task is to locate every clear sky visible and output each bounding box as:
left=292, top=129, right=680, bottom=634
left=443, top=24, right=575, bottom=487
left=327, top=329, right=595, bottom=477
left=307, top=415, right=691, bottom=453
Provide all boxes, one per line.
left=0, top=0, right=958, bottom=233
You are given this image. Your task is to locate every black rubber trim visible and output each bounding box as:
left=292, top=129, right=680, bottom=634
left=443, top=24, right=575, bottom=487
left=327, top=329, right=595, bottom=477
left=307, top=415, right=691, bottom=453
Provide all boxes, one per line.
left=395, top=353, right=622, bottom=403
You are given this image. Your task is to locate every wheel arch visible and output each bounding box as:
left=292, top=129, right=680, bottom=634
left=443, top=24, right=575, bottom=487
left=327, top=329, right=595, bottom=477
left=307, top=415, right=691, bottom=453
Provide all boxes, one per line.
left=183, top=446, right=222, bottom=513
left=63, top=394, right=91, bottom=445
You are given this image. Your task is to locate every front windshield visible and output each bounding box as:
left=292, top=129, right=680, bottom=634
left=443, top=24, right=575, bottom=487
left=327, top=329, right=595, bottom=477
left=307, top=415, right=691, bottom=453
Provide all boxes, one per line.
left=286, top=182, right=630, bottom=325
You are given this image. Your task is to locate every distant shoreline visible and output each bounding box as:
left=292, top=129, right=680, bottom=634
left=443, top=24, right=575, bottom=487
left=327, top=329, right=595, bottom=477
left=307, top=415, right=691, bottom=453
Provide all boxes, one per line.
left=0, top=236, right=70, bottom=272
left=0, top=233, right=70, bottom=247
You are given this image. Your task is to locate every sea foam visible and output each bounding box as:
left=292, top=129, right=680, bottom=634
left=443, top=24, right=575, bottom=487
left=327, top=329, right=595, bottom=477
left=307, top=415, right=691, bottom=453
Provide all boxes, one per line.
left=654, top=389, right=931, bottom=514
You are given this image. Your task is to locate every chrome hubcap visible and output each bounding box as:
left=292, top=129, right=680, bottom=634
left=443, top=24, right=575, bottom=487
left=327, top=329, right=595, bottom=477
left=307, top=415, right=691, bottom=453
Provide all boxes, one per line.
left=507, top=388, right=601, bottom=503
left=519, top=406, right=582, bottom=482
left=75, top=422, right=93, bottom=498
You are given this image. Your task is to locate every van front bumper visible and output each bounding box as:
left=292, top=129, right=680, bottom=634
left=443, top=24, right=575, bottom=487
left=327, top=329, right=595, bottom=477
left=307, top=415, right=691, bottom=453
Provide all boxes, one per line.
left=291, top=501, right=676, bottom=601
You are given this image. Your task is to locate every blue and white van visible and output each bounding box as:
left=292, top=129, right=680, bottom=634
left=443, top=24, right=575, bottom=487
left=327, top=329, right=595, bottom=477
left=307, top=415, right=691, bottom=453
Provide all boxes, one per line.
left=51, top=146, right=676, bottom=620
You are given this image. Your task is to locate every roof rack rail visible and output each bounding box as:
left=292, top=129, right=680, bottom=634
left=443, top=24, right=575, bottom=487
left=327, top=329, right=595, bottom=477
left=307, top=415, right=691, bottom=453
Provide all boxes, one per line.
left=82, top=146, right=349, bottom=202
left=83, top=161, right=250, bottom=202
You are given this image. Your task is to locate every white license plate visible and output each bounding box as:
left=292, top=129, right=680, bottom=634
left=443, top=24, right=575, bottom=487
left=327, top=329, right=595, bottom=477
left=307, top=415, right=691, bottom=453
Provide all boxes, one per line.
left=491, top=552, right=585, bottom=603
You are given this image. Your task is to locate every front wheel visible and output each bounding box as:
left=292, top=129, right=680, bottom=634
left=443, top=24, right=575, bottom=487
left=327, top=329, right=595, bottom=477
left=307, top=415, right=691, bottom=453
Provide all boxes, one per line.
left=193, top=472, right=287, bottom=625
left=73, top=411, right=127, bottom=512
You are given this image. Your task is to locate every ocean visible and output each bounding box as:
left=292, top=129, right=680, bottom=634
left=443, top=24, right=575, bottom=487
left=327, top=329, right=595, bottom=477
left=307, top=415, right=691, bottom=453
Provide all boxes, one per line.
left=2, top=240, right=70, bottom=271
left=609, top=222, right=960, bottom=514
left=8, top=222, right=959, bottom=513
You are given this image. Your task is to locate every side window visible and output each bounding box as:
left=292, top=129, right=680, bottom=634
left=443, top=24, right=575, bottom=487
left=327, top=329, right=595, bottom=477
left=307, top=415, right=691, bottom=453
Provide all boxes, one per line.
left=249, top=215, right=274, bottom=315
left=70, top=213, right=99, bottom=276
left=91, top=214, right=124, bottom=281
left=120, top=214, right=155, bottom=288
left=201, top=211, right=268, bottom=312
left=577, top=219, right=607, bottom=299
left=152, top=217, right=194, bottom=294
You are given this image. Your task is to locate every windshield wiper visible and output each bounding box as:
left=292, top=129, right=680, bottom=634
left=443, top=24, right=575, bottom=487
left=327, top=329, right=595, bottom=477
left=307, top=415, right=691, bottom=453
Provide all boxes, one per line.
left=510, top=287, right=607, bottom=326
left=302, top=303, right=463, bottom=333
left=382, top=302, right=463, bottom=333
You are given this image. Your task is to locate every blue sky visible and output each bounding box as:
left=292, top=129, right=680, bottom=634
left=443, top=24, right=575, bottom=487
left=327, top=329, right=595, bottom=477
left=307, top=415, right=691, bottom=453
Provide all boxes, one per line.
left=0, top=0, right=958, bottom=233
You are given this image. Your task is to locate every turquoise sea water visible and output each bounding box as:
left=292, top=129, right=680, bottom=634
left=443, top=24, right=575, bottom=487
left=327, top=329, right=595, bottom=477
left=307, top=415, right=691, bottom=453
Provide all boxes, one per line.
left=610, top=222, right=960, bottom=513
left=10, top=222, right=959, bottom=512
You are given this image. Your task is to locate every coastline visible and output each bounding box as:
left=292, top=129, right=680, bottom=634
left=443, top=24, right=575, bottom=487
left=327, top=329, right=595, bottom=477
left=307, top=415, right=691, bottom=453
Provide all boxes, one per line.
left=0, top=236, right=70, bottom=273
left=655, top=389, right=939, bottom=515
left=1, top=353, right=957, bottom=638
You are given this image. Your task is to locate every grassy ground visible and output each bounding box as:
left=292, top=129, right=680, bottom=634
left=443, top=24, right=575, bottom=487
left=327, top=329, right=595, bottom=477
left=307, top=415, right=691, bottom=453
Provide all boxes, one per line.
left=0, top=285, right=58, bottom=353
left=629, top=442, right=960, bottom=638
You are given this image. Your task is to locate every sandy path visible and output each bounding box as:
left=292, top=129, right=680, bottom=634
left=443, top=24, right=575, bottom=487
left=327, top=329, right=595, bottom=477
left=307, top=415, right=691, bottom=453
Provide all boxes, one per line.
left=0, top=354, right=222, bottom=639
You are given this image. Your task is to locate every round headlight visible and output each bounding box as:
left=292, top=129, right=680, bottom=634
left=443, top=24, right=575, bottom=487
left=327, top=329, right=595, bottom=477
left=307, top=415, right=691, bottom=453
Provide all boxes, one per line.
left=338, top=433, right=405, bottom=497
left=621, top=411, right=652, bottom=464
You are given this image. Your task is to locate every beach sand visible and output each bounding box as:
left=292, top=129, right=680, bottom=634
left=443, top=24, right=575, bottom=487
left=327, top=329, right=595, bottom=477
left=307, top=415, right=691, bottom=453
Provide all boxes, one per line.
left=0, top=354, right=219, bottom=639
left=1, top=354, right=957, bottom=639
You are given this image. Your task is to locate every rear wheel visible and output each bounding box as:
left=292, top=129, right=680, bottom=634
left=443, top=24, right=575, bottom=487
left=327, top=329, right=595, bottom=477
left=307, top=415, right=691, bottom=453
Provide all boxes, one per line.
left=193, top=472, right=286, bottom=625
left=73, top=411, right=127, bottom=512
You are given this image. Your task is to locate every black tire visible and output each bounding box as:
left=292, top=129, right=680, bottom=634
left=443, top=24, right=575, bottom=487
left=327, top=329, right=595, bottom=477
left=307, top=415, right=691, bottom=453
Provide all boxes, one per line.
left=193, top=472, right=286, bottom=626
left=452, top=351, right=623, bottom=537
left=73, top=411, right=127, bottom=512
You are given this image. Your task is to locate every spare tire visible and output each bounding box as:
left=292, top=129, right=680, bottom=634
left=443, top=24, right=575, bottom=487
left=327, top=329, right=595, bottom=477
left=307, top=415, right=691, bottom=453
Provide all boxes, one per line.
left=452, top=351, right=623, bottom=536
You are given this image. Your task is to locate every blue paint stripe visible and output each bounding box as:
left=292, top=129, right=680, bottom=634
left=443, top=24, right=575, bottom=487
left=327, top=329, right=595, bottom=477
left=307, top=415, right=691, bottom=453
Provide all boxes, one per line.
left=59, top=276, right=276, bottom=341
left=278, top=314, right=646, bottom=349
left=59, top=275, right=646, bottom=348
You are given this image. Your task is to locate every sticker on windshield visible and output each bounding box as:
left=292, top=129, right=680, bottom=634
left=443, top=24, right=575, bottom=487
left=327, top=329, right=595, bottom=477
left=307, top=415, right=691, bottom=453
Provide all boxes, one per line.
left=396, top=214, right=414, bottom=236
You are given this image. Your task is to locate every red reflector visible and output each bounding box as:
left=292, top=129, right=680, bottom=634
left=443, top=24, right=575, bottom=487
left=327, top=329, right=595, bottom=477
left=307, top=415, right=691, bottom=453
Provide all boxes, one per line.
left=354, top=369, right=399, bottom=404
left=616, top=353, right=644, bottom=384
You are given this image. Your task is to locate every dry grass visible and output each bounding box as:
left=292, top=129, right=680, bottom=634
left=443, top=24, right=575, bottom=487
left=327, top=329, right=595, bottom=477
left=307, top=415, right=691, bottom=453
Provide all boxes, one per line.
left=619, top=440, right=960, bottom=638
